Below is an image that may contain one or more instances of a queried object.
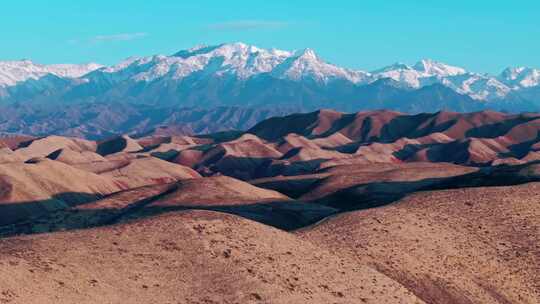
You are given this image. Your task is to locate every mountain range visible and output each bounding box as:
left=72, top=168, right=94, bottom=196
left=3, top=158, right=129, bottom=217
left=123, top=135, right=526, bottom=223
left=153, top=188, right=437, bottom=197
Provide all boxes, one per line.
left=1, top=42, right=539, bottom=113
left=0, top=103, right=296, bottom=139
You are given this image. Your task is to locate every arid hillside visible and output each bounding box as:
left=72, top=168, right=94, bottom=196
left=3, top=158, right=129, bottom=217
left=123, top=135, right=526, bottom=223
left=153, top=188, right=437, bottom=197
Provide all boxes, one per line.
left=0, top=110, right=539, bottom=303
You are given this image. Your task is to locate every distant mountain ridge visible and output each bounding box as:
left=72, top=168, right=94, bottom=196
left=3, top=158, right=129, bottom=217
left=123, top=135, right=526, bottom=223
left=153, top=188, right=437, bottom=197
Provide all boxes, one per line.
left=0, top=103, right=298, bottom=139
left=1, top=42, right=539, bottom=112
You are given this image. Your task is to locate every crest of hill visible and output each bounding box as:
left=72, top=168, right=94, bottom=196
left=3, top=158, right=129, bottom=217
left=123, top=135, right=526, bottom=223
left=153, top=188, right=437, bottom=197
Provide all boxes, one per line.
left=13, top=135, right=97, bottom=160
left=0, top=158, right=121, bottom=225
left=300, top=182, right=540, bottom=303
left=248, top=109, right=344, bottom=141
left=0, top=134, right=35, bottom=150
left=242, top=109, right=540, bottom=168
left=97, top=135, right=143, bottom=156
left=249, top=109, right=540, bottom=143
left=99, top=156, right=201, bottom=189
left=0, top=147, right=24, bottom=164
left=0, top=209, right=426, bottom=304
left=147, top=175, right=290, bottom=207
left=201, top=134, right=282, bottom=160
left=46, top=148, right=106, bottom=165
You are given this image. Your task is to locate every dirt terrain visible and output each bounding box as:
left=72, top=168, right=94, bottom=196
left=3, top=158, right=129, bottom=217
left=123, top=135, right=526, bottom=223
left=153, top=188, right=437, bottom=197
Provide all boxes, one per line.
left=0, top=110, right=539, bottom=303
left=300, top=183, right=540, bottom=303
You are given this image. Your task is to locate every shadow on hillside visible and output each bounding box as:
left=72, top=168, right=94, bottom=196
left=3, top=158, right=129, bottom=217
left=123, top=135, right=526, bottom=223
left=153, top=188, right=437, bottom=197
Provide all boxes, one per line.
left=0, top=192, right=102, bottom=227
left=200, top=155, right=324, bottom=180
left=313, top=161, right=540, bottom=211
left=380, top=113, right=456, bottom=142
left=0, top=192, right=337, bottom=239
left=1, top=160, right=539, bottom=239
left=501, top=131, right=540, bottom=159
left=465, top=116, right=539, bottom=138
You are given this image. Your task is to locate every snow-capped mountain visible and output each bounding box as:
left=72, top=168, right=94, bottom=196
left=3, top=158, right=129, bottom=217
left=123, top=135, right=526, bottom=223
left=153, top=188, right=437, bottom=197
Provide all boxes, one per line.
left=270, top=48, right=370, bottom=83
left=499, top=67, right=540, bottom=89
left=414, top=59, right=467, bottom=76
left=369, top=59, right=513, bottom=101
left=87, top=43, right=368, bottom=84
left=0, top=60, right=102, bottom=87
left=0, top=42, right=539, bottom=112
left=371, top=59, right=467, bottom=88
left=108, top=43, right=292, bottom=81
left=442, top=74, right=511, bottom=101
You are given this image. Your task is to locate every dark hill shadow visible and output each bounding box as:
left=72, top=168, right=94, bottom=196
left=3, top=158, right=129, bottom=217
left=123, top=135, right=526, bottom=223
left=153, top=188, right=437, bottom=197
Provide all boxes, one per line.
left=312, top=161, right=540, bottom=211
left=379, top=112, right=456, bottom=142
left=465, top=116, right=538, bottom=138
left=0, top=186, right=337, bottom=238
left=0, top=192, right=102, bottom=227
left=1, top=161, right=539, bottom=238
left=501, top=131, right=540, bottom=159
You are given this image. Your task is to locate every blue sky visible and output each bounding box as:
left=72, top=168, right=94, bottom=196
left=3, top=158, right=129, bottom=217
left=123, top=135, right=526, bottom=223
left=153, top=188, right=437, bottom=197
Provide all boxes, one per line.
left=1, top=1, right=539, bottom=73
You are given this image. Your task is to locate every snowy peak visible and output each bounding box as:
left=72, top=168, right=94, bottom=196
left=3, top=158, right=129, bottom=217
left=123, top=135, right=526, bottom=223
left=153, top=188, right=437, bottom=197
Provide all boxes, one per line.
left=413, top=59, right=466, bottom=76
left=500, top=67, right=527, bottom=80
left=172, top=42, right=291, bottom=62
left=499, top=66, right=540, bottom=88
left=372, top=63, right=423, bottom=88
left=174, top=44, right=222, bottom=58
left=271, top=47, right=368, bottom=83
left=93, top=43, right=368, bottom=84
left=46, top=63, right=103, bottom=78
left=294, top=48, right=318, bottom=60
left=0, top=60, right=102, bottom=86
left=189, top=42, right=261, bottom=59
left=372, top=59, right=466, bottom=78
left=372, top=63, right=413, bottom=73
left=173, top=43, right=368, bottom=83
left=370, top=59, right=469, bottom=89
left=117, top=42, right=295, bottom=80
left=1, top=42, right=540, bottom=105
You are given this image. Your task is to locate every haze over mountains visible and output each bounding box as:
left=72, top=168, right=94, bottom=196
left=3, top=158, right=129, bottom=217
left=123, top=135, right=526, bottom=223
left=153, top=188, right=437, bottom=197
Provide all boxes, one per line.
left=0, top=103, right=296, bottom=139
left=1, top=42, right=539, bottom=112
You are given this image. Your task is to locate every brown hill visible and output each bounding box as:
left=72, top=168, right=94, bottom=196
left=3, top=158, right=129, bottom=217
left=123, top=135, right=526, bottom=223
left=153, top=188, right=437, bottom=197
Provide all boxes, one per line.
left=147, top=175, right=289, bottom=206
left=13, top=136, right=97, bottom=161
left=7, top=110, right=531, bottom=183
left=249, top=110, right=540, bottom=144
left=252, top=162, right=476, bottom=203
left=0, top=134, right=35, bottom=150
left=172, top=148, right=205, bottom=168
left=195, top=134, right=283, bottom=179
left=248, top=109, right=342, bottom=141
left=119, top=176, right=335, bottom=230
left=96, top=135, right=142, bottom=156
left=46, top=148, right=106, bottom=165
left=0, top=109, right=539, bottom=303
left=303, top=161, right=540, bottom=211
left=240, top=110, right=540, bottom=175
left=299, top=182, right=540, bottom=304
left=0, top=210, right=426, bottom=304
left=0, top=147, right=24, bottom=164
left=99, top=156, right=200, bottom=188
left=0, top=159, right=121, bottom=225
